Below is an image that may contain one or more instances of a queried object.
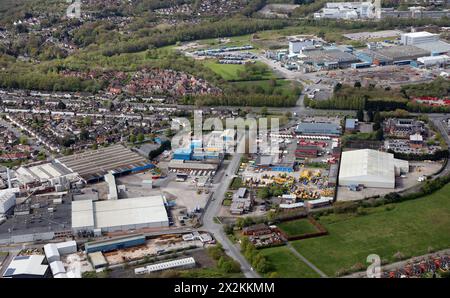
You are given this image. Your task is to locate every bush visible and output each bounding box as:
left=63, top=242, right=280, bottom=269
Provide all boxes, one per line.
left=356, top=207, right=368, bottom=216
left=384, top=205, right=395, bottom=212
left=333, top=201, right=359, bottom=214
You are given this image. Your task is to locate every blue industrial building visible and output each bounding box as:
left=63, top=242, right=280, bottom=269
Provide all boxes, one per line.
left=85, top=235, right=146, bottom=253
left=295, top=122, right=342, bottom=136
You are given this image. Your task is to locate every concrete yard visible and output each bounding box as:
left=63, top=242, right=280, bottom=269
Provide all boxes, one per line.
left=104, top=237, right=204, bottom=265
left=61, top=252, right=93, bottom=278
left=337, top=161, right=443, bottom=202
left=116, top=172, right=211, bottom=213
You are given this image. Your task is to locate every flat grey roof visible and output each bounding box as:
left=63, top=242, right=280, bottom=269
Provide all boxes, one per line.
left=414, top=40, right=450, bottom=54
left=56, top=144, right=149, bottom=181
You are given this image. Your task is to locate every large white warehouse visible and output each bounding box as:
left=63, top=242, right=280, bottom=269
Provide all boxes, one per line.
left=401, top=31, right=439, bottom=46
left=0, top=188, right=19, bottom=214
left=339, top=149, right=409, bottom=189
left=72, top=195, right=169, bottom=233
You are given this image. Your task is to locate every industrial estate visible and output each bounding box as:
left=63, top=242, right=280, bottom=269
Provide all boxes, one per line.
left=0, top=0, right=449, bottom=281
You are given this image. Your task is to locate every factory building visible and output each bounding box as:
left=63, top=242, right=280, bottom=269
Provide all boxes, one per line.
left=15, top=162, right=79, bottom=189
left=254, top=154, right=295, bottom=173
left=339, top=149, right=409, bottom=189
left=357, top=45, right=430, bottom=65
left=44, top=240, right=77, bottom=264
left=168, top=159, right=219, bottom=175
left=2, top=255, right=50, bottom=278
left=414, top=42, right=450, bottom=56
left=295, top=122, right=342, bottom=136
left=56, top=144, right=154, bottom=183
left=71, top=195, right=169, bottom=233
left=0, top=188, right=18, bottom=214
left=295, top=145, right=319, bottom=158
left=401, top=31, right=440, bottom=45
left=416, top=55, right=450, bottom=68
left=135, top=257, right=196, bottom=275
left=85, top=235, right=146, bottom=254
left=289, top=39, right=317, bottom=55
left=314, top=2, right=377, bottom=19
left=303, top=49, right=360, bottom=70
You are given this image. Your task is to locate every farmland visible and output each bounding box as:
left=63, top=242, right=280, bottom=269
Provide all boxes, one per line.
left=277, top=218, right=321, bottom=237
left=259, top=246, right=321, bottom=278
left=291, top=183, right=450, bottom=277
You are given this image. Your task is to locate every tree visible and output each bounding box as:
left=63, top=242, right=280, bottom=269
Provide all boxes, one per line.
left=129, top=134, right=136, bottom=143
left=333, top=83, right=342, bottom=93
left=19, top=135, right=28, bottom=145
left=261, top=107, right=268, bottom=116
left=137, top=133, right=145, bottom=143
left=79, top=129, right=90, bottom=141
left=83, top=117, right=92, bottom=127
left=257, top=187, right=270, bottom=199
left=356, top=109, right=364, bottom=122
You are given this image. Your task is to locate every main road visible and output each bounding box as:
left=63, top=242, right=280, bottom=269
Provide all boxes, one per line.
left=202, top=133, right=260, bottom=278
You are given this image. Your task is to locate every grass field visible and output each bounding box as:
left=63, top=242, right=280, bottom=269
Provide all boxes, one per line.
left=203, top=61, right=275, bottom=81
left=277, top=218, right=320, bottom=237
left=259, top=246, right=321, bottom=278
left=291, top=183, right=450, bottom=277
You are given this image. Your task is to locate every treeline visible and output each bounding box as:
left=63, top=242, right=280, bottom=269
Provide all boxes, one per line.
left=240, top=237, right=273, bottom=274
left=0, top=71, right=103, bottom=92
left=207, top=244, right=242, bottom=274
left=401, top=78, right=450, bottom=99
left=242, top=0, right=268, bottom=17
left=388, top=149, right=449, bottom=161
left=148, top=140, right=171, bottom=160
left=101, top=17, right=289, bottom=56
left=291, top=0, right=326, bottom=17
left=307, top=79, right=450, bottom=112
left=185, top=93, right=298, bottom=107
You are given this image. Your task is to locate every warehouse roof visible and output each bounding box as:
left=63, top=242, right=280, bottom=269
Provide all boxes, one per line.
left=374, top=45, right=429, bottom=61
left=414, top=41, right=450, bottom=54
left=402, top=31, right=437, bottom=38
left=304, top=49, right=359, bottom=64
left=56, top=144, right=151, bottom=181
left=3, top=255, right=48, bottom=278
left=85, top=235, right=145, bottom=251
left=50, top=261, right=66, bottom=276
left=94, top=196, right=167, bottom=229
left=88, top=252, right=108, bottom=268
left=168, top=160, right=218, bottom=171
left=339, top=149, right=398, bottom=187
left=71, top=200, right=95, bottom=230
left=72, top=196, right=168, bottom=231
left=15, top=162, right=76, bottom=184
left=296, top=122, right=342, bottom=135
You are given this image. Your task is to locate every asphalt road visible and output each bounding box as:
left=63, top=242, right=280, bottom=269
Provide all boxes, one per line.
left=201, top=134, right=260, bottom=278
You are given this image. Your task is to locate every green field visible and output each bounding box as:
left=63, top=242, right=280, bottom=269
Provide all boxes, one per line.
left=277, top=218, right=320, bottom=237
left=203, top=61, right=275, bottom=81
left=291, top=183, right=450, bottom=277
left=231, top=79, right=298, bottom=95
left=259, top=246, right=320, bottom=278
